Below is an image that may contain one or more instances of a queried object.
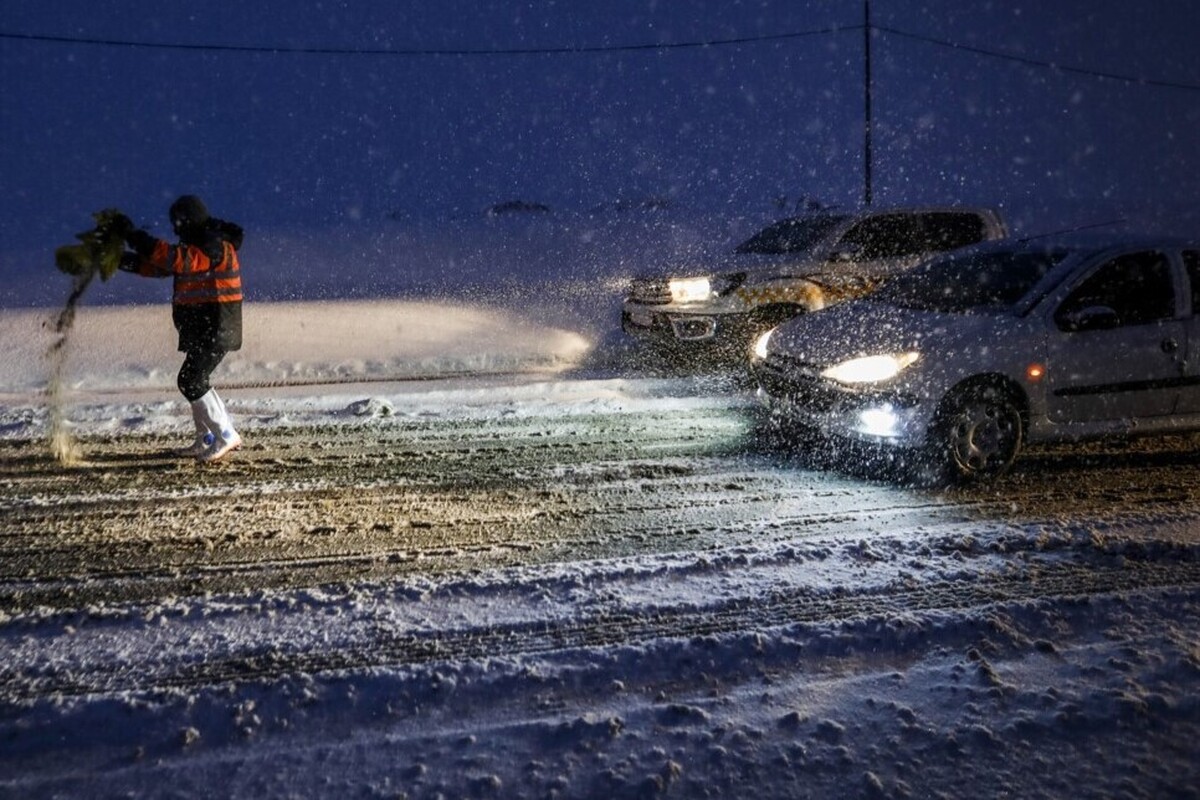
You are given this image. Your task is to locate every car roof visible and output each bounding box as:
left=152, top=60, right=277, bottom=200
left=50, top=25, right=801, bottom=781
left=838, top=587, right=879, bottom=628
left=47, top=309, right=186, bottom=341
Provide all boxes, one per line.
left=961, top=232, right=1200, bottom=256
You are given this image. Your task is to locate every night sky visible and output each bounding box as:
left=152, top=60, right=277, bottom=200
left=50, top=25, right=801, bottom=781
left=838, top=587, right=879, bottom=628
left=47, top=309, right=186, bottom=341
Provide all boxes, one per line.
left=2, top=1, right=1198, bottom=305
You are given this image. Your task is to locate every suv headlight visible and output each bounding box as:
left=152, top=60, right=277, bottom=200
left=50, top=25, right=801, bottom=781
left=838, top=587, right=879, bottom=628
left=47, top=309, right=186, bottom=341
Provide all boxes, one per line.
left=668, top=273, right=746, bottom=304
left=821, top=352, right=920, bottom=385
left=669, top=277, right=712, bottom=303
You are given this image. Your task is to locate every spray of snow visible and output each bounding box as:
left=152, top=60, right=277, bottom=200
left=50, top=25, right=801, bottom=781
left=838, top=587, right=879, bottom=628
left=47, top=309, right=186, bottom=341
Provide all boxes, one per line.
left=43, top=273, right=93, bottom=465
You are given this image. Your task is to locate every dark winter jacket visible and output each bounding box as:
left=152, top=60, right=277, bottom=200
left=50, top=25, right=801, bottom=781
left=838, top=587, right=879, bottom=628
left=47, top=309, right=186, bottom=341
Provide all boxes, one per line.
left=126, top=220, right=245, bottom=352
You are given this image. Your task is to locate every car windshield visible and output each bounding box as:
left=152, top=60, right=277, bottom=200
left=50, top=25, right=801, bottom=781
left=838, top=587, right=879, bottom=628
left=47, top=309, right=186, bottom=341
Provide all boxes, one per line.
left=871, top=248, right=1070, bottom=313
left=734, top=215, right=846, bottom=255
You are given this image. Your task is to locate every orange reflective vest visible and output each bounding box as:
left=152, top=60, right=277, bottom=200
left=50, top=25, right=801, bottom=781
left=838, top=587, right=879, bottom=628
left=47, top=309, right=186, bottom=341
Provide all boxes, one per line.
left=137, top=239, right=242, bottom=306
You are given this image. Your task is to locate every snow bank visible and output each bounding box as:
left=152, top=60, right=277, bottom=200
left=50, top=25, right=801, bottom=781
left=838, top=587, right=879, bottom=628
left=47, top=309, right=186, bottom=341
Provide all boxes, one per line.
left=0, top=299, right=592, bottom=396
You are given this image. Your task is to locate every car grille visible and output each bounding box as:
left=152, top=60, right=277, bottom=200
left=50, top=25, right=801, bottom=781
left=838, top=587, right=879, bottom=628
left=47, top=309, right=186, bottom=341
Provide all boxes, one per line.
left=628, top=278, right=672, bottom=305
left=753, top=355, right=840, bottom=412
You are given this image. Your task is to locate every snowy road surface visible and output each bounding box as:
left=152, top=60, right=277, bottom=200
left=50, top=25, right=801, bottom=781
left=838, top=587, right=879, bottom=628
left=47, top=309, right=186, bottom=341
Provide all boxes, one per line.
left=2, top=375, right=1199, bottom=799
left=3, top=386, right=1200, bottom=616
left=1, top=301, right=1198, bottom=798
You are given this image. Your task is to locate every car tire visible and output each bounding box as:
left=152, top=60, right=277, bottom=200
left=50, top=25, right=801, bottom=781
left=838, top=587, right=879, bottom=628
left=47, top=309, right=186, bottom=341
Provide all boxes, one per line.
left=930, top=383, right=1023, bottom=484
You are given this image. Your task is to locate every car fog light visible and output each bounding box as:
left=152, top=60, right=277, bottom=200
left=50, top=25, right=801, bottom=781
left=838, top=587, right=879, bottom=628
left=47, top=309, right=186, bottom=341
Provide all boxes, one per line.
left=858, top=405, right=899, bottom=438
left=670, top=316, right=717, bottom=341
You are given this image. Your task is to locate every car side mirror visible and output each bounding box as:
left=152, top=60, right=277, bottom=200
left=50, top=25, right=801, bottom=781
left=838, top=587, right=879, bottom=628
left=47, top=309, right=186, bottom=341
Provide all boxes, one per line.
left=1059, top=305, right=1121, bottom=332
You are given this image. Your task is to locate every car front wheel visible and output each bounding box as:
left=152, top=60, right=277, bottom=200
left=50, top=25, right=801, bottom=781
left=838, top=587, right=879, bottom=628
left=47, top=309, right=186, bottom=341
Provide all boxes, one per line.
left=933, top=384, right=1023, bottom=483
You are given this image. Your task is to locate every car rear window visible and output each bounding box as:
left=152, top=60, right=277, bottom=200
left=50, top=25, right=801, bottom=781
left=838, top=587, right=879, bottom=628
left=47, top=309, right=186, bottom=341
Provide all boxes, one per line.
left=872, top=249, right=1068, bottom=313
left=835, top=214, right=926, bottom=259
left=920, top=212, right=989, bottom=250
left=734, top=215, right=845, bottom=255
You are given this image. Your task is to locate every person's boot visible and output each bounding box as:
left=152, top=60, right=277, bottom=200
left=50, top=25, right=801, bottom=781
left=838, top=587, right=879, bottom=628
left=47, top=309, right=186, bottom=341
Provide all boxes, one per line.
left=196, top=389, right=242, bottom=463
left=175, top=397, right=215, bottom=457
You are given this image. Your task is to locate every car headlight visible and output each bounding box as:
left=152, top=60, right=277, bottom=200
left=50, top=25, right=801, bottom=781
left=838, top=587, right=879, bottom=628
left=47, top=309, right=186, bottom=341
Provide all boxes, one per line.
left=821, top=352, right=920, bottom=385
left=753, top=328, right=774, bottom=360
left=667, top=273, right=746, bottom=304
left=668, top=277, right=713, bottom=303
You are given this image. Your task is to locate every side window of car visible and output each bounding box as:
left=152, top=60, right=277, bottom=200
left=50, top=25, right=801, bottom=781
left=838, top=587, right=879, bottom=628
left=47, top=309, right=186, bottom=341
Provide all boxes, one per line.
left=1184, top=250, right=1200, bottom=314
left=837, top=215, right=924, bottom=259
left=1054, top=251, right=1175, bottom=331
left=919, top=213, right=987, bottom=251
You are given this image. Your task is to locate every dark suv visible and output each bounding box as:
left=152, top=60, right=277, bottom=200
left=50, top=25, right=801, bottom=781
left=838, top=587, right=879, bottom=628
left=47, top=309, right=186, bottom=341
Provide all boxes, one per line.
left=622, top=207, right=1007, bottom=362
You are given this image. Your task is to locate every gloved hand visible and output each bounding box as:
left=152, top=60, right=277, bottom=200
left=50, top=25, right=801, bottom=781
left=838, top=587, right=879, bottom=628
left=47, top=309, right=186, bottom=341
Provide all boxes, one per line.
left=125, top=228, right=157, bottom=256
left=117, top=252, right=141, bottom=273
left=105, top=213, right=135, bottom=239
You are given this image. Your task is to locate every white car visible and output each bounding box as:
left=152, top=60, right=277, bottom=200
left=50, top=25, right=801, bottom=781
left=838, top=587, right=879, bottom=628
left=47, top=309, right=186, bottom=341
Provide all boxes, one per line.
left=752, top=236, right=1200, bottom=482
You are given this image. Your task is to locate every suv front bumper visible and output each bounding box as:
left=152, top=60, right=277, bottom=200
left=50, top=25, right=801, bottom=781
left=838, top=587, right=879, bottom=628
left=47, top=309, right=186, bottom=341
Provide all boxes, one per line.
left=622, top=304, right=765, bottom=360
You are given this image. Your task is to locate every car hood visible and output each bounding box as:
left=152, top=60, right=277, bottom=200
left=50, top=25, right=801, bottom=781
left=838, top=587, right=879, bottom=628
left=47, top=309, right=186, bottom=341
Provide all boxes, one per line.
left=640, top=251, right=830, bottom=281
left=767, top=299, right=1015, bottom=365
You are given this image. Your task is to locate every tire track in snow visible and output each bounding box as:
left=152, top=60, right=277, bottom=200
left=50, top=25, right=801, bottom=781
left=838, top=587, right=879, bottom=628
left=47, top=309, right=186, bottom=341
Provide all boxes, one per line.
left=3, top=559, right=1198, bottom=700
left=2, top=404, right=1200, bottom=612
left=2, top=484, right=1192, bottom=614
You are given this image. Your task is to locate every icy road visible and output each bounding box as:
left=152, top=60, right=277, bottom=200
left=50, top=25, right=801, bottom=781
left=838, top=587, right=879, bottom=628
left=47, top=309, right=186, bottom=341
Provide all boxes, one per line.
left=5, top=384, right=1200, bottom=621
left=1, top=299, right=1198, bottom=798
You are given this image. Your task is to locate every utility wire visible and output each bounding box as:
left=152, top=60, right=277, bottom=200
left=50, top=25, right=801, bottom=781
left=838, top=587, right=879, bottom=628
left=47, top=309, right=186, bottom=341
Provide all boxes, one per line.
left=0, top=26, right=857, bottom=56
left=877, top=24, right=1200, bottom=92
left=4, top=23, right=1198, bottom=92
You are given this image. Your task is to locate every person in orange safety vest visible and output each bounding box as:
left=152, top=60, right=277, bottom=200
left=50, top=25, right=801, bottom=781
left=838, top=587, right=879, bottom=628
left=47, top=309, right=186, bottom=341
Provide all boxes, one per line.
left=111, top=195, right=245, bottom=462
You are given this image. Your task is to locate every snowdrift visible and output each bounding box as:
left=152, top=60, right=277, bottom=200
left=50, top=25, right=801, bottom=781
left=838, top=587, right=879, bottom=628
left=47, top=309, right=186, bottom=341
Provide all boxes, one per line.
left=0, top=299, right=592, bottom=396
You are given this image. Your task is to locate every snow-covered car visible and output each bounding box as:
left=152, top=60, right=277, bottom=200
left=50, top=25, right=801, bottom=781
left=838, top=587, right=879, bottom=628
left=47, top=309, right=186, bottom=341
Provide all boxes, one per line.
left=622, top=207, right=1007, bottom=362
left=751, top=236, right=1200, bottom=482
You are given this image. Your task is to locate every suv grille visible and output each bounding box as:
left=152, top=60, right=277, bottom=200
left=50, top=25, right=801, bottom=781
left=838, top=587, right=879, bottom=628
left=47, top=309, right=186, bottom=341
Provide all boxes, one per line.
left=628, top=278, right=672, bottom=305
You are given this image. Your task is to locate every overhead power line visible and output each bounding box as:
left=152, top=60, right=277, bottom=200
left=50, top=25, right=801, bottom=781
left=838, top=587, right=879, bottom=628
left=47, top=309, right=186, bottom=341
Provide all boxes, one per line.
left=877, top=24, right=1200, bottom=93
left=3, top=23, right=1198, bottom=92
left=0, top=26, right=856, bottom=56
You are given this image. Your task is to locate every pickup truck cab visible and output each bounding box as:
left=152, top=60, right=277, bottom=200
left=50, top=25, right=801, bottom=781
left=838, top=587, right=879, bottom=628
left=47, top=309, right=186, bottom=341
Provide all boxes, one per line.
left=622, top=207, right=1008, bottom=363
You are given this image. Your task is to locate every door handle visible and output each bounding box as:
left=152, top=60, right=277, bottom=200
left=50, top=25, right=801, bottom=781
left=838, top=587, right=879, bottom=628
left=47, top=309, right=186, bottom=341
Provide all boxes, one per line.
left=1161, top=338, right=1179, bottom=355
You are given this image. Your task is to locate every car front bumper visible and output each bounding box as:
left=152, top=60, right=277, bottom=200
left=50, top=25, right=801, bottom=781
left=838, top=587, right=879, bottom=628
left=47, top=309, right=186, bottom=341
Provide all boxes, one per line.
left=751, top=359, right=935, bottom=448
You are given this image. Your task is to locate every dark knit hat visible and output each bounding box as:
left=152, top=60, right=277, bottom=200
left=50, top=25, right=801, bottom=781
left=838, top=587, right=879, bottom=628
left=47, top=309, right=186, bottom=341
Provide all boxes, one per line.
left=169, top=195, right=209, bottom=232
